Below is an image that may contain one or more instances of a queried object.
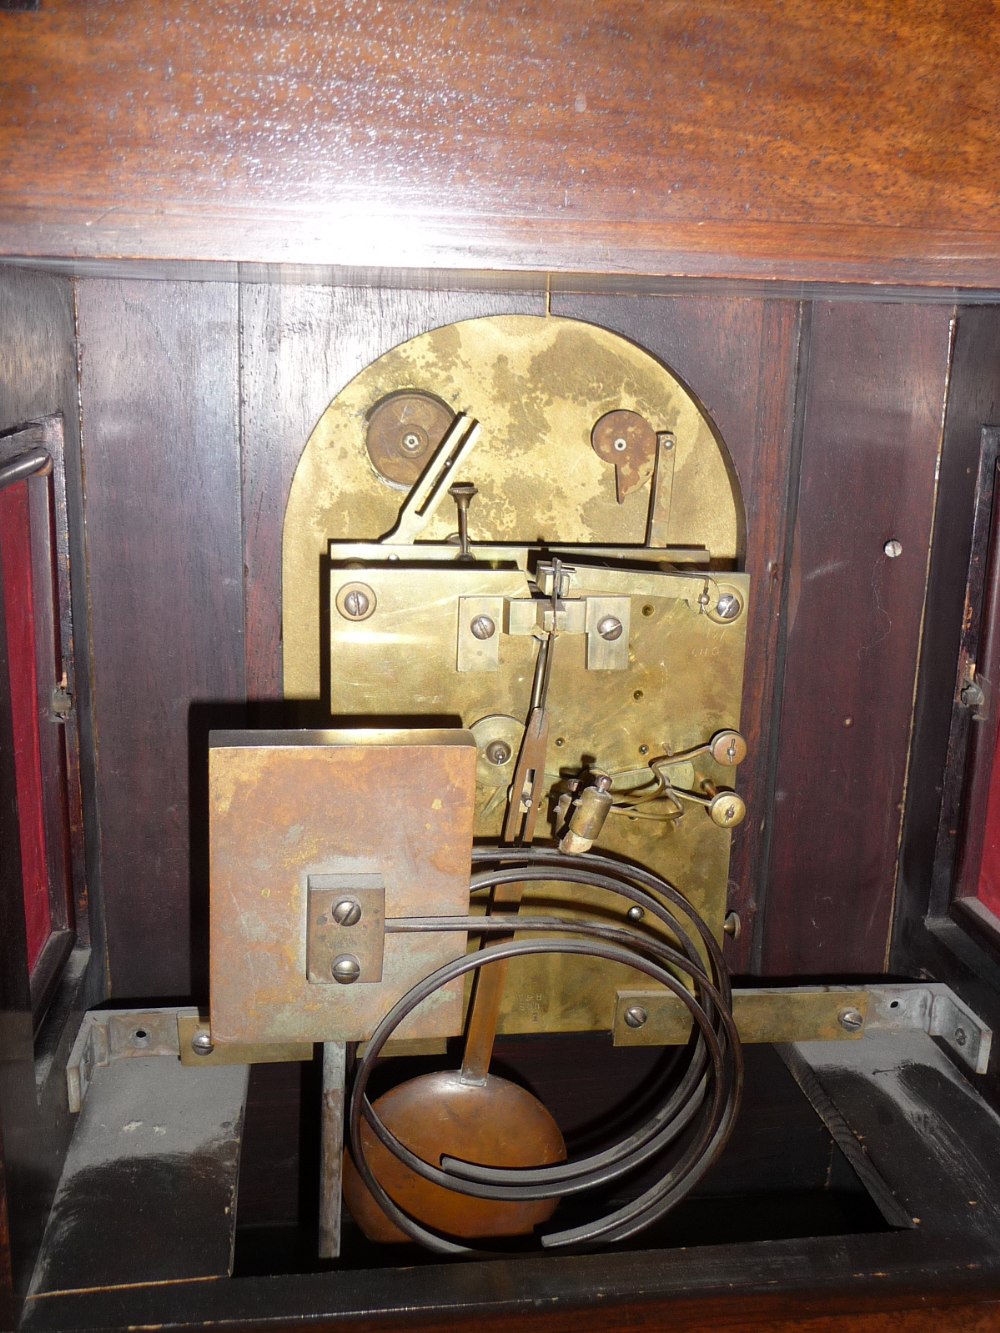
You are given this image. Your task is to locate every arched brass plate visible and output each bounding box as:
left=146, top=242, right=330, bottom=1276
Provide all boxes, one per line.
left=283, top=314, right=743, bottom=701
left=280, top=314, right=748, bottom=1040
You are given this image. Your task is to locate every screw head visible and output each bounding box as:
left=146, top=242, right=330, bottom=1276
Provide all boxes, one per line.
left=332, top=898, right=362, bottom=927
left=962, top=682, right=986, bottom=710
left=627, top=905, right=645, bottom=922
left=624, top=1005, right=648, bottom=1029
left=954, top=1026, right=968, bottom=1048
left=336, top=582, right=376, bottom=621
left=597, top=615, right=624, bottom=641
left=332, top=954, right=362, bottom=985
left=192, top=1030, right=214, bottom=1055
left=838, top=1007, right=864, bottom=1032
left=884, top=539, right=903, bottom=559
left=485, top=740, right=512, bottom=766
left=714, top=592, right=742, bottom=621
left=470, top=614, right=496, bottom=640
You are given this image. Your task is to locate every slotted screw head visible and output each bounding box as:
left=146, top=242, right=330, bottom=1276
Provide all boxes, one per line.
left=597, top=615, right=624, bottom=641
left=332, top=898, right=362, bottom=927
left=192, top=1030, right=214, bottom=1055
left=470, top=614, right=496, bottom=640
left=715, top=592, right=742, bottom=621
left=336, top=582, right=376, bottom=621
left=332, top=954, right=362, bottom=984
left=838, top=1008, right=864, bottom=1032
left=624, top=1005, right=648, bottom=1029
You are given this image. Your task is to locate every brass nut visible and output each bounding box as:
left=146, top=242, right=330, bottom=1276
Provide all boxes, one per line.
left=336, top=582, right=376, bottom=622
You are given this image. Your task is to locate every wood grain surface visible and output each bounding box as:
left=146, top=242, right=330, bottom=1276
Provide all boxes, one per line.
left=1, top=2, right=1000, bottom=283
left=552, top=292, right=802, bottom=970
left=762, top=301, right=954, bottom=976
left=76, top=279, right=244, bottom=998
left=896, top=308, right=1000, bottom=957
left=240, top=285, right=545, bottom=702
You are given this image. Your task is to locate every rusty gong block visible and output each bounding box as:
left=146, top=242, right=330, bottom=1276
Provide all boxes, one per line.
left=209, top=729, right=477, bottom=1045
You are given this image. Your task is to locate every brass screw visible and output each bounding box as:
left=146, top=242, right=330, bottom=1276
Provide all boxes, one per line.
left=336, top=582, right=376, bottom=621
left=332, top=955, right=362, bottom=985
left=332, top=899, right=362, bottom=927
left=838, top=1008, right=864, bottom=1032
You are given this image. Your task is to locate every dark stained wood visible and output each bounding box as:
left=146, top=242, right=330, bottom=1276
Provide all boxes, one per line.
left=762, top=302, right=954, bottom=976
left=895, top=308, right=1000, bottom=963
left=1, top=4, right=1000, bottom=285
left=0, top=266, right=100, bottom=1327
left=551, top=293, right=802, bottom=971
left=240, top=286, right=545, bottom=701
left=0, top=271, right=93, bottom=958
left=77, top=279, right=244, bottom=998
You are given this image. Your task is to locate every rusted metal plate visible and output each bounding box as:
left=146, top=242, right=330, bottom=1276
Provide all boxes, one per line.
left=176, top=1013, right=313, bottom=1067
left=209, top=729, right=476, bottom=1044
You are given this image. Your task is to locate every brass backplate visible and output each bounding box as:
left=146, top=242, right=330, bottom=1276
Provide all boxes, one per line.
left=284, top=315, right=744, bottom=702
left=280, top=315, right=749, bottom=1042
left=320, top=554, right=748, bottom=1037
left=209, top=729, right=477, bottom=1044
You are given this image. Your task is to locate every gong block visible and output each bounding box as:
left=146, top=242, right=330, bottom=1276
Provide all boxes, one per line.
left=208, top=729, right=476, bottom=1045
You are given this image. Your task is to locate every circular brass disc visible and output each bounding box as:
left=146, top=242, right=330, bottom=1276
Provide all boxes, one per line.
left=366, top=391, right=454, bottom=489
left=342, top=1070, right=567, bottom=1243
left=591, top=409, right=657, bottom=499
